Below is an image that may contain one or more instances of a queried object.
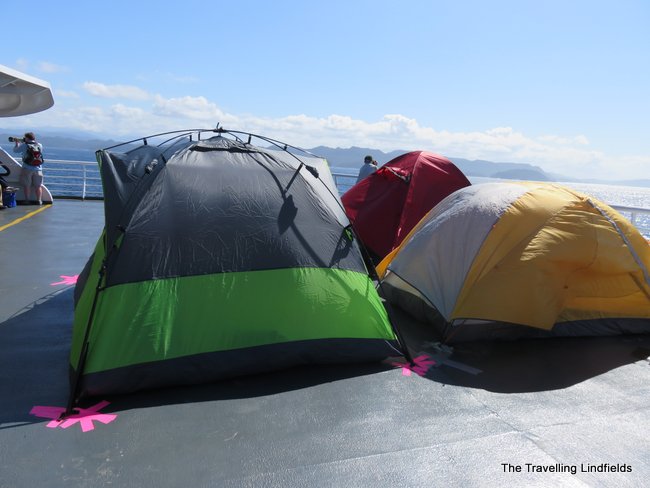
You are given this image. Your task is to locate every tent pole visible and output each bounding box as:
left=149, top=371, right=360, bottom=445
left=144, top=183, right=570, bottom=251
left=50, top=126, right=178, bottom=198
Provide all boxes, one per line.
left=63, top=265, right=105, bottom=417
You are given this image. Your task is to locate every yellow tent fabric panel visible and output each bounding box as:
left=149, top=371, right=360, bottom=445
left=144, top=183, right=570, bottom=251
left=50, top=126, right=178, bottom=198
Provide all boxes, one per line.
left=452, top=184, right=650, bottom=330
left=558, top=206, right=650, bottom=322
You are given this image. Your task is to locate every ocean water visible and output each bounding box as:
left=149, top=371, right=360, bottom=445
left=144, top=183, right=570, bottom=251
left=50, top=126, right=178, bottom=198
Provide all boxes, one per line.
left=5, top=145, right=647, bottom=237
left=10, top=145, right=647, bottom=208
left=332, top=167, right=650, bottom=238
left=332, top=167, right=650, bottom=209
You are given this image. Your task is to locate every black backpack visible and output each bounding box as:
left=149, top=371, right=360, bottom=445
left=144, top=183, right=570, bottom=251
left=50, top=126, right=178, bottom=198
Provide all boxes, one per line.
left=24, top=142, right=44, bottom=166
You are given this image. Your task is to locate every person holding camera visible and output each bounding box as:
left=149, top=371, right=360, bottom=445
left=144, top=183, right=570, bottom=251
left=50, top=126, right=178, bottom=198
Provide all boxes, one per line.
left=11, top=132, right=44, bottom=205
left=356, top=154, right=378, bottom=184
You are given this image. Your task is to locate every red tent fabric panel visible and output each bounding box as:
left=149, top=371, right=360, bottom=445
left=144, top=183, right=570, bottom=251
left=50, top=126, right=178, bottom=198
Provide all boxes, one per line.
left=396, top=152, right=471, bottom=246
left=342, top=166, right=410, bottom=259
left=342, top=151, right=470, bottom=260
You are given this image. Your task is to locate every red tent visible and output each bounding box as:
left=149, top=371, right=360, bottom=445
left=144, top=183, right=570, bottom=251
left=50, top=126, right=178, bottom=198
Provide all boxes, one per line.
left=342, top=151, right=471, bottom=262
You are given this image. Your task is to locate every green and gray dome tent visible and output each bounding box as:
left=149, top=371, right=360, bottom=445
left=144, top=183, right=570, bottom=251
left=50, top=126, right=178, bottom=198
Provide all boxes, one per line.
left=69, top=130, right=402, bottom=405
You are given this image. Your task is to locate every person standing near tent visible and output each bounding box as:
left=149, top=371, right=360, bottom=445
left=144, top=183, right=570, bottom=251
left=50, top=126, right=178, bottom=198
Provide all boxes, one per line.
left=12, top=131, right=44, bottom=205
left=356, top=155, right=377, bottom=183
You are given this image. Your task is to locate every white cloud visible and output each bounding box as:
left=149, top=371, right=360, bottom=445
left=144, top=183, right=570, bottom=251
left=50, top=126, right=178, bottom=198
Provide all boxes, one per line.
left=135, top=71, right=199, bottom=84
left=83, top=82, right=151, bottom=101
left=111, top=104, right=149, bottom=118
left=235, top=115, right=638, bottom=180
left=7, top=59, right=67, bottom=76
left=152, top=95, right=226, bottom=121
left=539, top=134, right=590, bottom=146
left=38, top=61, right=67, bottom=73
left=15, top=93, right=647, bottom=181
left=54, top=89, right=79, bottom=99
left=14, top=58, right=29, bottom=71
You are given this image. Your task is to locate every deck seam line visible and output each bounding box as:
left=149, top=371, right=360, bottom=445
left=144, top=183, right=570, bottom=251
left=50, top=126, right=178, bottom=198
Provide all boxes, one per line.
left=0, top=205, right=51, bottom=232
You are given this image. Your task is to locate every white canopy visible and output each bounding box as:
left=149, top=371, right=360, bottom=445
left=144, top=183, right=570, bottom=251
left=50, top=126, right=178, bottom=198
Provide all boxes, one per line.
left=0, top=64, right=54, bottom=117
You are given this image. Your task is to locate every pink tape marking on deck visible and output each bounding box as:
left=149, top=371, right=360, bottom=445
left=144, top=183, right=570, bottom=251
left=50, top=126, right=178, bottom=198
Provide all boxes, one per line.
left=30, top=400, right=117, bottom=432
left=390, top=354, right=436, bottom=377
left=50, top=274, right=78, bottom=286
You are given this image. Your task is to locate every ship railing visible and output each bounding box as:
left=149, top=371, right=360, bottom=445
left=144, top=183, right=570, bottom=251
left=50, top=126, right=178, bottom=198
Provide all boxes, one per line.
left=37, top=163, right=650, bottom=238
left=331, top=172, right=650, bottom=239
left=332, top=172, right=356, bottom=196
left=43, top=159, right=103, bottom=200
left=610, top=205, right=650, bottom=233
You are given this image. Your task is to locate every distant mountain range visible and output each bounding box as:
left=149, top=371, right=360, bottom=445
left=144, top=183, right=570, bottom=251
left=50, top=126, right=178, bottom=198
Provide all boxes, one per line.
left=308, top=145, right=650, bottom=188
left=0, top=132, right=125, bottom=151
left=2, top=130, right=648, bottom=188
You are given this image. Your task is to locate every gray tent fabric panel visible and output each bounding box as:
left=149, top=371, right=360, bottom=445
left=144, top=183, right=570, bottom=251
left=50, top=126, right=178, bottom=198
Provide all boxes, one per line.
left=442, top=318, right=650, bottom=343
left=101, top=137, right=366, bottom=285
left=265, top=148, right=349, bottom=225
left=384, top=182, right=531, bottom=320
left=74, top=337, right=399, bottom=397
left=99, top=145, right=167, bottom=247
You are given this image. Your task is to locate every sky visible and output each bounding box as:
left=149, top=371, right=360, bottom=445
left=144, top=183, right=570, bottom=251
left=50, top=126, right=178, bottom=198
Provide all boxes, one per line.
left=2, top=0, right=649, bottom=181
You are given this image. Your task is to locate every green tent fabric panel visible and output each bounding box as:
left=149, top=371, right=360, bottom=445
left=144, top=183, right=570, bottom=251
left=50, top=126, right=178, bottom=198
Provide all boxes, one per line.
left=83, top=267, right=395, bottom=374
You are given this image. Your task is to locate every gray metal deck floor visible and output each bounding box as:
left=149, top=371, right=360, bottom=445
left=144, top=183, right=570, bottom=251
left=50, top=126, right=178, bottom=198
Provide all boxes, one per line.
left=1, top=200, right=649, bottom=487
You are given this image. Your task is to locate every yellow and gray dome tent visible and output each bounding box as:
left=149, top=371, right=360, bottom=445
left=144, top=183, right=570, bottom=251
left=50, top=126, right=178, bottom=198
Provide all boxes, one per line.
left=378, top=181, right=650, bottom=343
left=68, top=129, right=402, bottom=407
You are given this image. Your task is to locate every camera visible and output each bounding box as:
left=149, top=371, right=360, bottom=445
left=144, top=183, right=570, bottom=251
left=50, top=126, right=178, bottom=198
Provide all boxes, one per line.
left=8, top=136, right=25, bottom=143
